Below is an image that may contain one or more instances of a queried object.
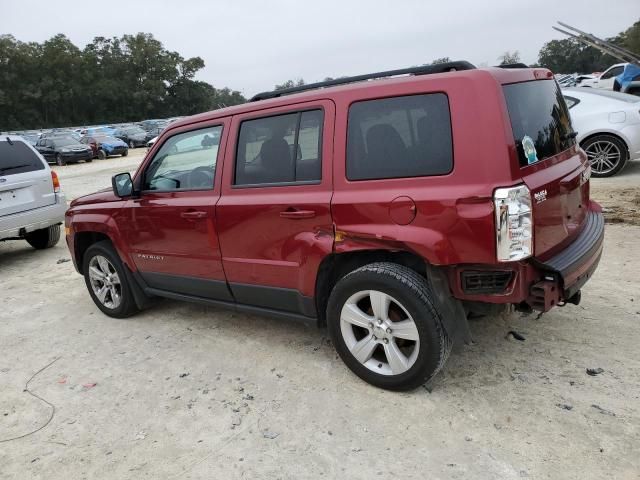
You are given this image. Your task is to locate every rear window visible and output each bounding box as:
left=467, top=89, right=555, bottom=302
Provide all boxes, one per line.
left=0, top=140, right=45, bottom=176
left=503, top=80, right=575, bottom=167
left=346, top=93, right=453, bottom=181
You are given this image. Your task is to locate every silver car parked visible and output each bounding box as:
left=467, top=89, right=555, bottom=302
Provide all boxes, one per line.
left=0, top=136, right=66, bottom=249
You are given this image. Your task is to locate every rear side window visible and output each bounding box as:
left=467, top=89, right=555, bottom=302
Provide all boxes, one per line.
left=235, top=109, right=323, bottom=186
left=503, top=80, right=575, bottom=167
left=0, top=141, right=45, bottom=176
left=346, top=94, right=453, bottom=181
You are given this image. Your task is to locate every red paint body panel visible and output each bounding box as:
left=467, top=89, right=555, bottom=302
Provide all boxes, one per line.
left=216, top=100, right=335, bottom=298
left=65, top=67, right=603, bottom=313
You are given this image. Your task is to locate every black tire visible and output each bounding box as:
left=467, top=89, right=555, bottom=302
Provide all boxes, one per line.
left=56, top=154, right=66, bottom=166
left=129, top=140, right=135, bottom=149
left=122, top=148, right=129, bottom=157
left=581, top=134, right=628, bottom=178
left=98, top=149, right=106, bottom=160
left=86, top=157, right=93, bottom=163
left=327, top=262, right=452, bottom=391
left=82, top=240, right=139, bottom=318
left=25, top=224, right=61, bottom=249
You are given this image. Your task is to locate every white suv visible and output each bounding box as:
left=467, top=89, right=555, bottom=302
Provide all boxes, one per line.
left=0, top=136, right=67, bottom=249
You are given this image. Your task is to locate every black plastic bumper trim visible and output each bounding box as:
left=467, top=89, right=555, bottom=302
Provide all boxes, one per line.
left=538, top=209, right=604, bottom=278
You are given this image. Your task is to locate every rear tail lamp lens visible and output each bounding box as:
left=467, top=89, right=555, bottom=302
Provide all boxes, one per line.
left=494, top=184, right=533, bottom=262
left=51, top=170, right=61, bottom=193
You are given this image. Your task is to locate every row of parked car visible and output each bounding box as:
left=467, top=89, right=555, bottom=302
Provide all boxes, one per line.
left=2, top=117, right=182, bottom=166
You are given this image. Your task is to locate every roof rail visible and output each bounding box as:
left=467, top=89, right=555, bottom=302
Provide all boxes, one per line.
left=496, top=63, right=530, bottom=69
left=250, top=60, right=476, bottom=101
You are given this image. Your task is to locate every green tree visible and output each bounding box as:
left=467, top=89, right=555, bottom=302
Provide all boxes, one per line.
left=274, top=78, right=305, bottom=90
left=499, top=51, right=521, bottom=65
left=0, top=33, right=246, bottom=131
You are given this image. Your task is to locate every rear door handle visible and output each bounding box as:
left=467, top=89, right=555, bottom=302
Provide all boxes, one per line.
left=280, top=209, right=316, bottom=219
left=181, top=210, right=207, bottom=220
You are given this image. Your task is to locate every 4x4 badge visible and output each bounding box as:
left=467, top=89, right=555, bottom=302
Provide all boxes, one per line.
left=534, top=189, right=547, bottom=204
left=522, top=135, right=539, bottom=165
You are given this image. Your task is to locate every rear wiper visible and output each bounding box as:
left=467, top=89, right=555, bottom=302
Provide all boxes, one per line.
left=562, top=131, right=578, bottom=140
left=0, top=164, right=31, bottom=173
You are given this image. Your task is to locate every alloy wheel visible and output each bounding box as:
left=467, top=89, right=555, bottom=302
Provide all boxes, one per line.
left=584, top=139, right=622, bottom=175
left=88, top=255, right=122, bottom=309
left=340, top=290, right=420, bottom=376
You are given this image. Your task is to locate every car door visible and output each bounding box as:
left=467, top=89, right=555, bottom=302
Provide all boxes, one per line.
left=216, top=101, right=335, bottom=317
left=35, top=139, right=54, bottom=162
left=596, top=66, right=624, bottom=90
left=116, top=120, right=233, bottom=301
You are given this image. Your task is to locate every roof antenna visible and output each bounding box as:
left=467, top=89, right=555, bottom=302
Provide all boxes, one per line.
left=6, top=136, right=13, bottom=145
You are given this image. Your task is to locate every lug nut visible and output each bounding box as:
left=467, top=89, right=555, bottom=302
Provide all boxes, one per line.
left=377, top=319, right=383, bottom=325
left=386, top=328, right=392, bottom=334
left=368, top=323, right=374, bottom=329
left=383, top=338, right=389, bottom=344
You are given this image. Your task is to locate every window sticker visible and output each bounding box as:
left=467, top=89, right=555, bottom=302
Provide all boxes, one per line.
left=522, top=135, right=539, bottom=165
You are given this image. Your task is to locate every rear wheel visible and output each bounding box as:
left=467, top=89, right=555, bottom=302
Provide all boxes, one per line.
left=129, top=140, right=135, bottom=149
left=97, top=149, right=106, bottom=160
left=56, top=154, right=66, bottom=166
left=83, top=241, right=139, bottom=318
left=122, top=148, right=129, bottom=157
left=25, top=225, right=61, bottom=249
left=327, top=262, right=451, bottom=391
left=582, top=135, right=628, bottom=177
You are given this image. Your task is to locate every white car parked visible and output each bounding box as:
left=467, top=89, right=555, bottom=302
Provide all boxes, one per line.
left=563, top=87, right=640, bottom=177
left=0, top=136, right=66, bottom=248
left=579, top=63, right=627, bottom=90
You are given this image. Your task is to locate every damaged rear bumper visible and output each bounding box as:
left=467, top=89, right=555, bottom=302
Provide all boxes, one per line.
left=448, top=205, right=604, bottom=312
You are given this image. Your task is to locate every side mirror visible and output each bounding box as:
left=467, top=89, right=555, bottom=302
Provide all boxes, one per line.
left=112, top=172, right=134, bottom=198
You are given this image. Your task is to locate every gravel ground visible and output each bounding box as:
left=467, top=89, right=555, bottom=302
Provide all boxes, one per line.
left=1, top=152, right=639, bottom=479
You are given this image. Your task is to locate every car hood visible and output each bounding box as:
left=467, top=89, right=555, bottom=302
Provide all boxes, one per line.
left=70, top=187, right=120, bottom=207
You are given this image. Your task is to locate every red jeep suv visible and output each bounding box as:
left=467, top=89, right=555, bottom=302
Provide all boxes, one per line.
left=65, top=62, right=604, bottom=390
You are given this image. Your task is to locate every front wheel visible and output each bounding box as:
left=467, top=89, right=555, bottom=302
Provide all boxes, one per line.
left=56, top=154, right=66, bottom=166
left=122, top=148, right=129, bottom=157
left=83, top=241, right=139, bottom=318
left=129, top=140, right=135, bottom=149
left=97, top=149, right=106, bottom=160
left=327, top=263, right=451, bottom=391
left=582, top=135, right=628, bottom=177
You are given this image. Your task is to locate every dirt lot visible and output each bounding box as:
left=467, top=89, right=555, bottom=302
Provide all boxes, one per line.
left=1, top=152, right=639, bottom=479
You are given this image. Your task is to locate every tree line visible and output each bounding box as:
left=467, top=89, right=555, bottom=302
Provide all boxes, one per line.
left=275, top=20, right=640, bottom=90
left=537, top=20, right=639, bottom=74
left=2, top=20, right=638, bottom=131
left=0, top=33, right=246, bottom=131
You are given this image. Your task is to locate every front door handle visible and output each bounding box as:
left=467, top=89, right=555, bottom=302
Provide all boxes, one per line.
left=280, top=209, right=316, bottom=219
left=181, top=210, right=207, bottom=220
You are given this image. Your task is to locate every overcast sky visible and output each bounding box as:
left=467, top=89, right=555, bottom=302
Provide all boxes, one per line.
left=1, top=1, right=638, bottom=96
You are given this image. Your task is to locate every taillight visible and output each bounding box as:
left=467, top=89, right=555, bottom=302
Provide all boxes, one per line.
left=51, top=170, right=61, bottom=193
left=494, top=184, right=533, bottom=262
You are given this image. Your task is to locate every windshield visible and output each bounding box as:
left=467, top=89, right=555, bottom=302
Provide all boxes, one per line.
left=53, top=137, right=81, bottom=147
left=123, top=127, right=145, bottom=134
left=0, top=140, right=45, bottom=175
left=95, top=136, right=120, bottom=143
left=503, top=80, right=575, bottom=167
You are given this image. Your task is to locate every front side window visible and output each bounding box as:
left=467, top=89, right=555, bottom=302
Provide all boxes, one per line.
left=234, top=109, right=323, bottom=185
left=346, top=94, right=453, bottom=181
left=143, top=126, right=222, bottom=191
left=601, top=66, right=623, bottom=80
